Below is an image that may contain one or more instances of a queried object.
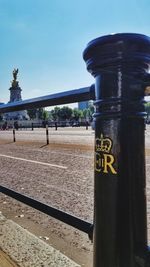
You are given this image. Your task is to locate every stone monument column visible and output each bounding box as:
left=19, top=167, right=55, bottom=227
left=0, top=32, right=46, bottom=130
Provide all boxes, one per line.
left=9, top=68, right=22, bottom=102
left=3, top=69, right=29, bottom=121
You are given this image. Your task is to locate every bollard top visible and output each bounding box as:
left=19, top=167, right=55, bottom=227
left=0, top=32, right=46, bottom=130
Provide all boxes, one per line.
left=83, top=33, right=150, bottom=77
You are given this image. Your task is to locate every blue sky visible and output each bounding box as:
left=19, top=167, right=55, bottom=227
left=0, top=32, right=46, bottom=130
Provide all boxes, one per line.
left=0, top=0, right=150, bottom=104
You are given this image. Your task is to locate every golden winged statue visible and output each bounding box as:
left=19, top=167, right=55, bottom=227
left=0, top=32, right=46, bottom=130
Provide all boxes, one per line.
left=13, top=68, right=19, bottom=81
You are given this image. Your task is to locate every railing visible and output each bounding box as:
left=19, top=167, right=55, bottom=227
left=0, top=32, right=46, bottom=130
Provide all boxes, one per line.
left=0, top=85, right=95, bottom=238
left=0, top=85, right=95, bottom=113
left=1, top=33, right=150, bottom=267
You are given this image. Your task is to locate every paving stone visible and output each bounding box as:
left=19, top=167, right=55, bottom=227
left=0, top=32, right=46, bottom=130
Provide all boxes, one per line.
left=0, top=213, right=80, bottom=267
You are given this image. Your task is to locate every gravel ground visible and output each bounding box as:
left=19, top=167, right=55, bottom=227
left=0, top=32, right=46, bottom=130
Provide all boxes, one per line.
left=0, top=126, right=150, bottom=267
left=0, top=127, right=95, bottom=146
left=0, top=127, right=94, bottom=267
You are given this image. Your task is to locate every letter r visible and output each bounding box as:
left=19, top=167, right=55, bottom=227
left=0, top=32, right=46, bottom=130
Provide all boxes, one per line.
left=103, top=154, right=117, bottom=174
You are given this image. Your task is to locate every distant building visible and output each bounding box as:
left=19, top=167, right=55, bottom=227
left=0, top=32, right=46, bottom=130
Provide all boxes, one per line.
left=78, top=100, right=93, bottom=110
left=78, top=101, right=89, bottom=110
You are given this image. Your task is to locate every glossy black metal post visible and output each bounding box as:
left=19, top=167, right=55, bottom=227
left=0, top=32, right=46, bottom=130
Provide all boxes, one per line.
left=83, top=33, right=150, bottom=267
left=13, top=128, right=16, bottom=142
left=46, top=125, right=49, bottom=145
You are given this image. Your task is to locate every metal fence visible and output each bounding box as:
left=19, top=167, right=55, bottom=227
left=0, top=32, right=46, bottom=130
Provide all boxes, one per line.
left=0, top=85, right=95, bottom=237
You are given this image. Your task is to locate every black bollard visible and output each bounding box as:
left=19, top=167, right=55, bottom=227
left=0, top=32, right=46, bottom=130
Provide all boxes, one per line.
left=86, top=121, right=88, bottom=130
left=55, top=121, right=57, bottom=131
left=31, top=122, right=34, bottom=131
left=83, top=33, right=150, bottom=267
left=46, top=124, right=49, bottom=145
left=13, top=128, right=16, bottom=142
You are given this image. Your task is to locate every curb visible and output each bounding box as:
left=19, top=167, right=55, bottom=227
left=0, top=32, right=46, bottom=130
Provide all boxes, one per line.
left=0, top=213, right=80, bottom=267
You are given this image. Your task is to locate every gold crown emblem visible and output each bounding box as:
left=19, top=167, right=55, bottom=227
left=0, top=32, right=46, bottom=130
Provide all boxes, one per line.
left=95, top=134, right=112, bottom=153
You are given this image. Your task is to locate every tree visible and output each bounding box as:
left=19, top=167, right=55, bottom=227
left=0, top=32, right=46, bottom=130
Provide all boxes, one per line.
left=83, top=108, right=89, bottom=119
left=27, top=108, right=44, bottom=120
left=47, top=111, right=53, bottom=120
left=27, top=109, right=37, bottom=119
left=73, top=108, right=83, bottom=121
left=58, top=106, right=73, bottom=120
left=37, top=108, right=44, bottom=119
left=51, top=107, right=60, bottom=121
left=82, top=105, right=95, bottom=122
left=42, top=110, right=49, bottom=121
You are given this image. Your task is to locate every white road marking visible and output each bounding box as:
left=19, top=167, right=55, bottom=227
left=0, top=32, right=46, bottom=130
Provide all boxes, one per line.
left=0, top=154, right=67, bottom=169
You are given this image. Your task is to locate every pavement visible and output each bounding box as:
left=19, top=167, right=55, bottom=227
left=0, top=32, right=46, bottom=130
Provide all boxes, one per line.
left=0, top=213, right=80, bottom=267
